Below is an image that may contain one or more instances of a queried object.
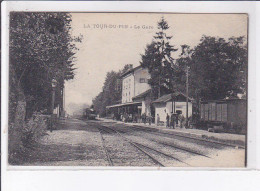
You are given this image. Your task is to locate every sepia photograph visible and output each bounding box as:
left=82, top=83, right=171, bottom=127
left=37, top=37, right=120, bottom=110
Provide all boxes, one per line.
left=8, top=12, right=248, bottom=167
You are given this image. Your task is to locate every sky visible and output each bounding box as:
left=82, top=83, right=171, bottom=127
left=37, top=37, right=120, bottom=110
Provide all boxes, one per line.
left=65, top=13, right=247, bottom=114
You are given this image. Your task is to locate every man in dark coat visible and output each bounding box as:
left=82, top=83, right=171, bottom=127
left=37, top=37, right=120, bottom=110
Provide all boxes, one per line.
left=170, top=113, right=175, bottom=129
left=166, top=113, right=170, bottom=128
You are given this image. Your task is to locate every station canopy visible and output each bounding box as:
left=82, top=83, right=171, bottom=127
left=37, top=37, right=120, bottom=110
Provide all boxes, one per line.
left=106, top=101, right=142, bottom=109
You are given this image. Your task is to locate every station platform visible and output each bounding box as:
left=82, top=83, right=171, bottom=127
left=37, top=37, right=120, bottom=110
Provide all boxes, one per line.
left=100, top=118, right=246, bottom=147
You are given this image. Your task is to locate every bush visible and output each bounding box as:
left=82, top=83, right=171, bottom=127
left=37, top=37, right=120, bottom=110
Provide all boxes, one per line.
left=21, top=113, right=48, bottom=146
left=9, top=113, right=49, bottom=164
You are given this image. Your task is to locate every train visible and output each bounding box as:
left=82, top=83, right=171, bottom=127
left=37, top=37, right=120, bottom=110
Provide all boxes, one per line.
left=199, top=98, right=247, bottom=134
left=83, top=108, right=97, bottom=120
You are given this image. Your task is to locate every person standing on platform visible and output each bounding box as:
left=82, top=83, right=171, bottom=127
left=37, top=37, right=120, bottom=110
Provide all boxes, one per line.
left=142, top=113, right=147, bottom=124
left=147, top=114, right=152, bottom=125
left=179, top=114, right=185, bottom=128
left=176, top=114, right=179, bottom=127
left=166, top=113, right=170, bottom=128
left=156, top=114, right=160, bottom=126
left=170, top=113, right=175, bottom=129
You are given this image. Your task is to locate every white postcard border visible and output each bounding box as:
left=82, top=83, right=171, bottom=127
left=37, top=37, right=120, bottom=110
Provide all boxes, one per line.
left=1, top=1, right=259, bottom=191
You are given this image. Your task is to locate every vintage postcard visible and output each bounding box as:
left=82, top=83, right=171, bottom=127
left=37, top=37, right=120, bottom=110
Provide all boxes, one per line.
left=7, top=12, right=248, bottom=168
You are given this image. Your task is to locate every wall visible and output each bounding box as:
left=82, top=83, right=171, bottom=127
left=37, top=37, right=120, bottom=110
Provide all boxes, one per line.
left=166, top=101, right=193, bottom=118
left=154, top=103, right=167, bottom=124
left=155, top=101, right=193, bottom=124
left=141, top=96, right=152, bottom=115
left=121, top=73, right=135, bottom=103
left=134, top=67, right=150, bottom=97
left=236, top=101, right=247, bottom=126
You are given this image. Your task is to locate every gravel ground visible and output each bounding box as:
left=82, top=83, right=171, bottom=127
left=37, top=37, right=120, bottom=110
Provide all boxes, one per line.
left=126, top=134, right=189, bottom=167
left=101, top=132, right=157, bottom=166
left=122, top=130, right=218, bottom=156
left=98, top=121, right=246, bottom=167
left=101, top=122, right=221, bottom=154
left=111, top=123, right=227, bottom=150
left=18, top=118, right=245, bottom=167
left=22, top=119, right=109, bottom=166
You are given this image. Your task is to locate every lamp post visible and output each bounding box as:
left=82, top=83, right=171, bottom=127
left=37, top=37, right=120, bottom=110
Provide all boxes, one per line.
left=50, top=79, right=57, bottom=132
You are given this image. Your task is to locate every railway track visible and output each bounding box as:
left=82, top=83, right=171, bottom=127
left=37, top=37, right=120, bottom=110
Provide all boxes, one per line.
left=96, top=125, right=165, bottom=167
left=128, top=124, right=245, bottom=149
left=81, top=120, right=244, bottom=167
left=88, top=121, right=244, bottom=150
left=97, top=124, right=192, bottom=167
left=95, top=121, right=225, bottom=158
left=111, top=126, right=212, bottom=159
left=113, top=126, right=212, bottom=160
left=157, top=141, right=211, bottom=158
left=98, top=128, right=114, bottom=166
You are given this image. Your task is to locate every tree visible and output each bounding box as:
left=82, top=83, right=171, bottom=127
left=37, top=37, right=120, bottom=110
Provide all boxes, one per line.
left=177, top=36, right=247, bottom=101
left=93, top=64, right=133, bottom=116
left=9, top=12, right=82, bottom=119
left=140, top=17, right=178, bottom=98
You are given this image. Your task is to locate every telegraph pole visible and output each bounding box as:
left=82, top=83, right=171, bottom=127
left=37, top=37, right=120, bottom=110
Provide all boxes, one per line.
left=63, top=86, right=65, bottom=117
left=186, top=65, right=189, bottom=128
left=158, top=76, right=161, bottom=98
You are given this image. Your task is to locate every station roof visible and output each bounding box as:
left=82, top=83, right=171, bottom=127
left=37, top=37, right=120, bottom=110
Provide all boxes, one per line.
left=132, top=89, right=151, bottom=101
left=106, top=101, right=142, bottom=109
left=120, top=65, right=143, bottom=78
left=200, top=98, right=246, bottom=104
left=153, top=92, right=193, bottom=103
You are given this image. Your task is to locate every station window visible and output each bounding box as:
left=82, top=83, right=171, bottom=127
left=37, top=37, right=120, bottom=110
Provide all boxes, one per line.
left=139, top=78, right=146, bottom=83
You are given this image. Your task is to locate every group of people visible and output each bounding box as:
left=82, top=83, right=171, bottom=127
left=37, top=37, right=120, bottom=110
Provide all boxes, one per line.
left=115, top=111, right=186, bottom=128
left=118, top=112, right=153, bottom=124
left=141, top=113, right=152, bottom=125
left=156, top=113, right=185, bottom=129
left=120, top=113, right=133, bottom=122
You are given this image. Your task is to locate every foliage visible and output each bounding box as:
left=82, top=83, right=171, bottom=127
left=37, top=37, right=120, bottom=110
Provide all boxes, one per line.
left=21, top=114, right=48, bottom=146
left=8, top=113, right=48, bottom=164
left=177, top=36, right=247, bottom=101
left=9, top=12, right=82, bottom=119
left=140, top=17, right=178, bottom=98
left=93, top=64, right=133, bottom=116
left=141, top=18, right=247, bottom=102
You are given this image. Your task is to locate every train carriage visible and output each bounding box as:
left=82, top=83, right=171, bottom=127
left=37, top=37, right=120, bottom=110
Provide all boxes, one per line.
left=83, top=108, right=97, bottom=120
left=200, top=99, right=247, bottom=134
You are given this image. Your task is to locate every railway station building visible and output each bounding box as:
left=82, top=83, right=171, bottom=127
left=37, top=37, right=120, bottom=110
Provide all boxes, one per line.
left=106, top=65, right=153, bottom=121
left=153, top=92, right=193, bottom=125
left=106, top=65, right=195, bottom=125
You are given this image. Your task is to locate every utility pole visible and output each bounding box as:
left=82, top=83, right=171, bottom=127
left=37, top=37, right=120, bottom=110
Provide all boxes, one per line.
left=63, top=86, right=65, bottom=117
left=171, top=93, right=173, bottom=113
left=186, top=65, right=189, bottom=128
left=158, top=76, right=161, bottom=98
left=180, top=45, right=191, bottom=129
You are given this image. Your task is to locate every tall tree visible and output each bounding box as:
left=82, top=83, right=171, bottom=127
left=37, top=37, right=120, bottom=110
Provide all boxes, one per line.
left=177, top=35, right=247, bottom=101
left=93, top=64, right=133, bottom=116
left=9, top=12, right=82, bottom=119
left=140, top=17, right=178, bottom=98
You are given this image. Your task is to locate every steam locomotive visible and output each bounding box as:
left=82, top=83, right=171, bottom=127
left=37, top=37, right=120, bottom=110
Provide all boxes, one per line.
left=83, top=108, right=97, bottom=120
